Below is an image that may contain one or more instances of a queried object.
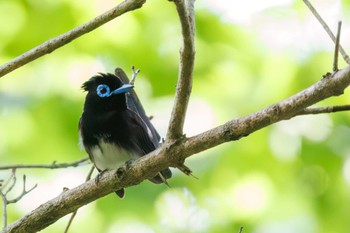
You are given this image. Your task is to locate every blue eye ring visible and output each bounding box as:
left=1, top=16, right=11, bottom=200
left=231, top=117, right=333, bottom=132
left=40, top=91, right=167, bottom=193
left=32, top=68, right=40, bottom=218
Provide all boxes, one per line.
left=96, top=83, right=133, bottom=98
left=96, top=84, right=111, bottom=98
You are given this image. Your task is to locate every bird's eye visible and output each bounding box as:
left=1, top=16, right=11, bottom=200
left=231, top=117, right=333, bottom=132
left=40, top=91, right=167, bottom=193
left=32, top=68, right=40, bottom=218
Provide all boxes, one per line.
left=96, top=84, right=111, bottom=98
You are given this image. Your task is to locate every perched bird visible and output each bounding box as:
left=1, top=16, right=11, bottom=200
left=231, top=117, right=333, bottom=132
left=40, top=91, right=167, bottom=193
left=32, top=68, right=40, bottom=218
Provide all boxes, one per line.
left=79, top=67, right=172, bottom=198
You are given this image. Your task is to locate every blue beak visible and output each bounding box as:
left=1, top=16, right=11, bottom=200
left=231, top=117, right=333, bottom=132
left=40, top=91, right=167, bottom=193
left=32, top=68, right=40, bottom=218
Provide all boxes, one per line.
left=111, top=84, right=134, bottom=95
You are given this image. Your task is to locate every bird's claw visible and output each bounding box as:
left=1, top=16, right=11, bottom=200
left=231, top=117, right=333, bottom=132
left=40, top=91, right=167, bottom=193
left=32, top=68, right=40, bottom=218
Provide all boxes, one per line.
left=95, top=169, right=108, bottom=184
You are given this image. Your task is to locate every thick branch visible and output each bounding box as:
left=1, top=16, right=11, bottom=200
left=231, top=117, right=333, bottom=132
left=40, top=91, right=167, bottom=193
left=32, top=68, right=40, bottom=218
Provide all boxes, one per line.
left=4, top=65, right=350, bottom=233
left=166, top=0, right=196, bottom=140
left=184, top=67, right=350, bottom=156
left=0, top=0, right=146, bottom=78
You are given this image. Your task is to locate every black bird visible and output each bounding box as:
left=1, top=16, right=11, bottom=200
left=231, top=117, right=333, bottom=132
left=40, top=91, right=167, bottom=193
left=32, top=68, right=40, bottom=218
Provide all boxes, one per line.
left=79, top=67, right=172, bottom=198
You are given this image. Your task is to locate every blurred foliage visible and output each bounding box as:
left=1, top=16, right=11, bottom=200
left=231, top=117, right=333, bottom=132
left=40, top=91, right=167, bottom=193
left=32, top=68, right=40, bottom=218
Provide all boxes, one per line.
left=1, top=0, right=350, bottom=233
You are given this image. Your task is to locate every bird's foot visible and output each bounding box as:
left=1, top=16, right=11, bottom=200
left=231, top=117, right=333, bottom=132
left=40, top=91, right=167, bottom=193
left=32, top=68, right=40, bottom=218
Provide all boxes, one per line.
left=125, top=159, right=135, bottom=169
left=116, top=159, right=134, bottom=179
left=95, top=169, right=109, bottom=184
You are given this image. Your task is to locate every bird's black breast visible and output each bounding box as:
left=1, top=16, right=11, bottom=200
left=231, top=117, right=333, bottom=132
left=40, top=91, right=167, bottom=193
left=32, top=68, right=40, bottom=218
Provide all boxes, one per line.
left=80, top=108, right=157, bottom=158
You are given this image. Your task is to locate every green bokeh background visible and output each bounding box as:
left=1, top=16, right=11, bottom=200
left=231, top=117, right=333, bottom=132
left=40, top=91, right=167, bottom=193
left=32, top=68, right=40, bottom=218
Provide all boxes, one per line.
left=1, top=1, right=350, bottom=232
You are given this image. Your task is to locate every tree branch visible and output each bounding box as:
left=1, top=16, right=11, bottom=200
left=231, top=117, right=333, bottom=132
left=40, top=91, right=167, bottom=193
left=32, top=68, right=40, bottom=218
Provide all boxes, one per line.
left=0, top=0, right=146, bottom=78
left=333, top=21, right=342, bottom=72
left=296, top=105, right=350, bottom=115
left=0, top=157, right=89, bottom=170
left=1, top=170, right=37, bottom=230
left=7, top=176, right=37, bottom=204
left=4, top=65, right=350, bottom=233
left=182, top=66, right=350, bottom=157
left=303, top=0, right=350, bottom=64
left=166, top=0, right=196, bottom=140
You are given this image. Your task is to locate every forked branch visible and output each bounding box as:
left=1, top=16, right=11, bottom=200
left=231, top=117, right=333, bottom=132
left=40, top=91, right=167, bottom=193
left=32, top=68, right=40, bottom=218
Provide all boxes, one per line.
left=1, top=170, right=37, bottom=230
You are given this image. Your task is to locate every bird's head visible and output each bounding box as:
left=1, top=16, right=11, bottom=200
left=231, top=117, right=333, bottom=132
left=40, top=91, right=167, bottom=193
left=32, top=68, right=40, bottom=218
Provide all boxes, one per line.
left=82, top=73, right=133, bottom=112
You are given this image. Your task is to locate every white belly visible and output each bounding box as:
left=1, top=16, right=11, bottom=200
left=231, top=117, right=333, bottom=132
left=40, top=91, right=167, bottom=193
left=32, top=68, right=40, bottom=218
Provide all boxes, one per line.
left=90, top=140, right=138, bottom=171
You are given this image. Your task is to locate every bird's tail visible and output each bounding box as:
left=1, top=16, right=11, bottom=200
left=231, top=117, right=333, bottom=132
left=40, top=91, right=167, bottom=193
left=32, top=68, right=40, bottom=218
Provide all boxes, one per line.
left=148, top=168, right=172, bottom=185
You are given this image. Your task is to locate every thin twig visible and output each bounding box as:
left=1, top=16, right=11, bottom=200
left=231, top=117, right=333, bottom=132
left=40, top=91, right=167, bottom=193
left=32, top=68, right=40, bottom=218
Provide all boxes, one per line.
left=7, top=175, right=37, bottom=204
left=63, top=211, right=77, bottom=233
left=238, top=226, right=243, bottom=233
left=0, top=0, right=146, bottom=78
left=166, top=0, right=196, bottom=141
left=1, top=170, right=16, bottom=229
left=4, top=170, right=16, bottom=196
left=0, top=172, right=14, bottom=230
left=333, top=21, right=342, bottom=72
left=0, top=157, right=90, bottom=170
left=1, top=192, right=7, bottom=230
left=63, top=166, right=95, bottom=233
left=129, top=65, right=140, bottom=86
left=0, top=158, right=88, bottom=228
left=303, top=0, right=350, bottom=64
left=1, top=170, right=37, bottom=229
left=296, top=105, right=350, bottom=115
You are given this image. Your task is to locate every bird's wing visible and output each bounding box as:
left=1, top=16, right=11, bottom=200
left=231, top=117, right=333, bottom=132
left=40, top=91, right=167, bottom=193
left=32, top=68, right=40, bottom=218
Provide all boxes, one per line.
left=115, top=67, right=161, bottom=148
left=123, top=109, right=158, bottom=155
left=116, top=68, right=172, bottom=183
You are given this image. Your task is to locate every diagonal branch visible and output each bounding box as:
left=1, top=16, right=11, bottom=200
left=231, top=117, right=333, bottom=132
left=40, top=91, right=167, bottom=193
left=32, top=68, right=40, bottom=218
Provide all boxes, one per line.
left=182, top=66, right=350, bottom=157
left=303, top=0, right=350, bottom=64
left=166, top=0, right=196, bottom=141
left=0, top=0, right=146, bottom=78
left=4, top=64, right=350, bottom=233
left=333, top=21, right=342, bottom=72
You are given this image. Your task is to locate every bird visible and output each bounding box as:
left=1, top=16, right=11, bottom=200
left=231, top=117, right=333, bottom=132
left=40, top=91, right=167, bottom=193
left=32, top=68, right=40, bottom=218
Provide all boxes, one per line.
left=79, top=67, right=172, bottom=198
